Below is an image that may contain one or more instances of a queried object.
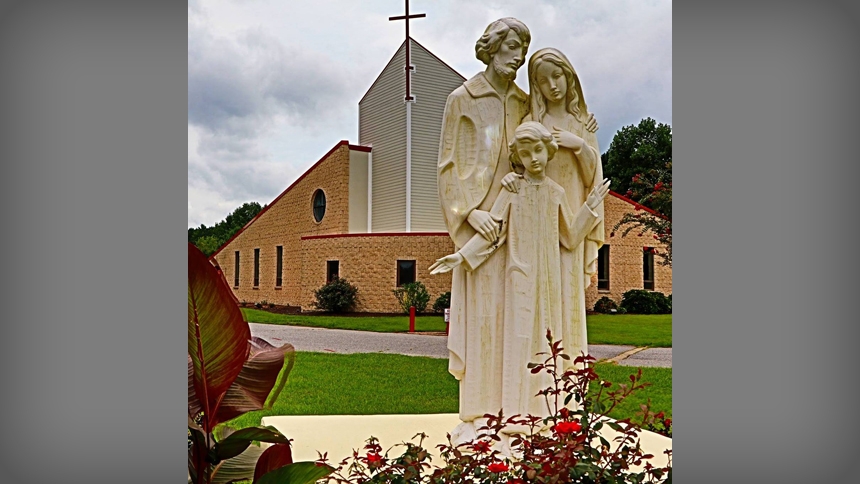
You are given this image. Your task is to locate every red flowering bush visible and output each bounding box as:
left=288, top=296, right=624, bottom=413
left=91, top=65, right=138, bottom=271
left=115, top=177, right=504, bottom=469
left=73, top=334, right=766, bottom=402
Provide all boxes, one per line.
left=325, top=330, right=671, bottom=484
left=613, top=161, right=672, bottom=266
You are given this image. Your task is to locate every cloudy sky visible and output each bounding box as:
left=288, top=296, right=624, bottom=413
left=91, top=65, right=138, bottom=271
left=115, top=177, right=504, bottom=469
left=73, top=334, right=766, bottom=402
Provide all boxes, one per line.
left=188, top=0, right=671, bottom=228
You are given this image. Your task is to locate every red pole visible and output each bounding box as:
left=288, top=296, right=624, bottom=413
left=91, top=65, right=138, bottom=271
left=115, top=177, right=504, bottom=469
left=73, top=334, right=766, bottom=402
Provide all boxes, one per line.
left=409, top=306, right=416, bottom=333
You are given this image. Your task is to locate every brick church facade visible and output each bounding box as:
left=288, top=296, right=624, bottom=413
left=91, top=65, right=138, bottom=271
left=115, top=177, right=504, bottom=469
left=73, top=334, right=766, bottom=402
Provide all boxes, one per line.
left=210, top=39, right=671, bottom=313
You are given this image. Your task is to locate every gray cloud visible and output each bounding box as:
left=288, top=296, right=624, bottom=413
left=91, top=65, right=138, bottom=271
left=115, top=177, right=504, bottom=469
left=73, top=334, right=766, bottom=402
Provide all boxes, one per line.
left=187, top=4, right=356, bottom=227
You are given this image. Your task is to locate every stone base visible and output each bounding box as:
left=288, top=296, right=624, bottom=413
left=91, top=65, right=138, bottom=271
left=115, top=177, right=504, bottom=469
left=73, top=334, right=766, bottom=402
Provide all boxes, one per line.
left=261, top=413, right=672, bottom=469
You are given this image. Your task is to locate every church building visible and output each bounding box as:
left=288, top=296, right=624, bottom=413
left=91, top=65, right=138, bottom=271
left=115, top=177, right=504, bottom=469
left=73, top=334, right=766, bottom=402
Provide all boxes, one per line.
left=210, top=38, right=672, bottom=313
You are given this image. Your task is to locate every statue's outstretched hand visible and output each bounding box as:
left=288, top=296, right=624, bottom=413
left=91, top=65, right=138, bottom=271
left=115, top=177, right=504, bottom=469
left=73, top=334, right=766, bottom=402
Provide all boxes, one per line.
left=501, top=172, right=522, bottom=193
left=586, top=178, right=611, bottom=211
left=429, top=253, right=465, bottom=275
left=585, top=112, right=599, bottom=133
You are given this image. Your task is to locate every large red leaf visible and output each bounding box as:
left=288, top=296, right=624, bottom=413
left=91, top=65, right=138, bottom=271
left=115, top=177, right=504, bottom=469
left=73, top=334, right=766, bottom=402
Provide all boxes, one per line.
left=253, top=443, right=293, bottom=483
left=188, top=243, right=250, bottom=432
left=212, top=337, right=296, bottom=425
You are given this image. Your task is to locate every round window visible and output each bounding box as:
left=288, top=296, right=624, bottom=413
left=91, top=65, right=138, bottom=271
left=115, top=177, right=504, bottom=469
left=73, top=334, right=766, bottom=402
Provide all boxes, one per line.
left=312, top=189, right=326, bottom=222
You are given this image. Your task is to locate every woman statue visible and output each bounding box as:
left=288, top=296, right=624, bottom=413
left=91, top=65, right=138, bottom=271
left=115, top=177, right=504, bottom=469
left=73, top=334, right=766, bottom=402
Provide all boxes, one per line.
left=503, top=47, right=605, bottom=372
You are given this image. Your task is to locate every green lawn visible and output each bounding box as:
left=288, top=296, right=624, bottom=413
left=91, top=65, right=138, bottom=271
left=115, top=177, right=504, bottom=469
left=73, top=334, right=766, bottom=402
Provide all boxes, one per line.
left=586, top=314, right=672, bottom=347
left=224, top=352, right=671, bottom=430
left=243, top=309, right=672, bottom=348
left=241, top=308, right=447, bottom=333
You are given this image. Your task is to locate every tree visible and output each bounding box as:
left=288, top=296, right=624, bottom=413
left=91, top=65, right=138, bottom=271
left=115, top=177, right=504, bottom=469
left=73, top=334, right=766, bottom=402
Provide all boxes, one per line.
left=189, top=201, right=264, bottom=256
left=602, top=117, right=672, bottom=202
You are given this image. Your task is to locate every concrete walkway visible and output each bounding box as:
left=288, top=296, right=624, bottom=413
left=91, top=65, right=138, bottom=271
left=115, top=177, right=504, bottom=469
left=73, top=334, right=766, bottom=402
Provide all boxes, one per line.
left=249, top=323, right=671, bottom=368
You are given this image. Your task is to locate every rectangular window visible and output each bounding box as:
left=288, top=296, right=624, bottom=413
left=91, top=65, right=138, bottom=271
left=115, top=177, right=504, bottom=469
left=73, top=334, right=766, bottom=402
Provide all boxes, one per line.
left=253, top=248, right=260, bottom=287
left=643, top=248, right=655, bottom=290
left=234, top=251, right=240, bottom=287
left=275, top=246, right=283, bottom=287
left=597, top=245, right=610, bottom=290
left=397, top=260, right=416, bottom=286
left=326, top=260, right=340, bottom=283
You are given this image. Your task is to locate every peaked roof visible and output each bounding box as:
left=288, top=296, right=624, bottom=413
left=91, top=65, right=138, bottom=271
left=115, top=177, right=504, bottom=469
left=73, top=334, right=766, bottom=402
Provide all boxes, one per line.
left=358, top=36, right=466, bottom=105
left=208, top=140, right=372, bottom=260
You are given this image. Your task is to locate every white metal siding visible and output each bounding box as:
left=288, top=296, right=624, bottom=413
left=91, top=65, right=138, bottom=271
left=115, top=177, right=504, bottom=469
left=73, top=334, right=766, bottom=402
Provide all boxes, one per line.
left=360, top=44, right=407, bottom=232
left=348, top=150, right=369, bottom=233
left=409, top=40, right=466, bottom=231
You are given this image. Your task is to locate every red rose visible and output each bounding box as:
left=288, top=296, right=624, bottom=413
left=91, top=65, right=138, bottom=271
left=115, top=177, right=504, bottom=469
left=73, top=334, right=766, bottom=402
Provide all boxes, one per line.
left=553, top=420, right=582, bottom=434
left=487, top=462, right=509, bottom=473
left=366, top=453, right=383, bottom=464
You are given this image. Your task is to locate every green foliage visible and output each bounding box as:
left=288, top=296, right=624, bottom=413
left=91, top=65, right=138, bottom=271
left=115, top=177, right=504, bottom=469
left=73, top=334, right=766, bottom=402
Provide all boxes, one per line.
left=189, top=202, right=264, bottom=256
left=602, top=117, right=672, bottom=200
left=313, top=277, right=359, bottom=313
left=188, top=243, right=333, bottom=484
left=592, top=296, right=618, bottom=314
left=432, top=291, right=451, bottom=313
left=620, top=289, right=672, bottom=314
left=392, top=281, right=431, bottom=314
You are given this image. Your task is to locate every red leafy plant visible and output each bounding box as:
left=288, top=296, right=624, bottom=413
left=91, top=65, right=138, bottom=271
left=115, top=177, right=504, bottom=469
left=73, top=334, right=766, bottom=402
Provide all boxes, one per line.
left=188, top=243, right=334, bottom=484
left=326, top=330, right=671, bottom=483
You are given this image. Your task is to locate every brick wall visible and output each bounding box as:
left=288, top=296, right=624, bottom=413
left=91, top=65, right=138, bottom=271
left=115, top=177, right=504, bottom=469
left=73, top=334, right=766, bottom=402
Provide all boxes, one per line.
left=300, top=234, right=455, bottom=313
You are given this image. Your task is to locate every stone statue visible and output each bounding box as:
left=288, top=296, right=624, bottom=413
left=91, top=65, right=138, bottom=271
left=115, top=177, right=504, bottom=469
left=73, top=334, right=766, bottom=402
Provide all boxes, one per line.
left=432, top=122, right=610, bottom=441
left=435, top=18, right=605, bottom=449
left=435, top=17, right=532, bottom=445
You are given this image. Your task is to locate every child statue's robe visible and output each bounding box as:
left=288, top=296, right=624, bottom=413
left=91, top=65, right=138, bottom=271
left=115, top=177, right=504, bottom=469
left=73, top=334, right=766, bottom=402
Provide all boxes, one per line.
left=457, top=176, right=600, bottom=425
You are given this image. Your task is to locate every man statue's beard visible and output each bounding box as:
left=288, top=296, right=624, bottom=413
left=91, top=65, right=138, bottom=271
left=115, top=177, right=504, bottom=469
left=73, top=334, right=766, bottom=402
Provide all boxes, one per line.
left=492, top=54, right=518, bottom=82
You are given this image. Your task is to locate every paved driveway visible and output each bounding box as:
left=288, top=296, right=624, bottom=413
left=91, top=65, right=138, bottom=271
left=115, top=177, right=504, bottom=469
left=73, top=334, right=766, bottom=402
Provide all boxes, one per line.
left=249, top=323, right=671, bottom=368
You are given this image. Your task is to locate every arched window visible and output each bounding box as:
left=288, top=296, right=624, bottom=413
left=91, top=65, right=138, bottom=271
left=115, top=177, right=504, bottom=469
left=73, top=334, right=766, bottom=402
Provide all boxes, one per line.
left=312, top=189, right=326, bottom=222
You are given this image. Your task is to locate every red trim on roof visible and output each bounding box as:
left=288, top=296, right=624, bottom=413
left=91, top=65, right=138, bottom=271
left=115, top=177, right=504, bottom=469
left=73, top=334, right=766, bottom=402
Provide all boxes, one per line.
left=302, top=232, right=450, bottom=241
left=209, top=140, right=368, bottom=260
left=608, top=191, right=668, bottom=220
left=348, top=144, right=372, bottom=152
left=358, top=37, right=466, bottom=105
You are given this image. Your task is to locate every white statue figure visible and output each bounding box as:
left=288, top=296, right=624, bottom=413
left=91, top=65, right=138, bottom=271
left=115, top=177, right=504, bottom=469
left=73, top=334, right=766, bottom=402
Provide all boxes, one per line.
left=432, top=122, right=610, bottom=442
left=436, top=17, right=532, bottom=444
left=501, top=47, right=606, bottom=378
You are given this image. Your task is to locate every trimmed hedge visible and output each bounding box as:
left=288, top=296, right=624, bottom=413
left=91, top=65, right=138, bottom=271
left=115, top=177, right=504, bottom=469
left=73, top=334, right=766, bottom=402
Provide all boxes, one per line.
left=619, top=289, right=671, bottom=314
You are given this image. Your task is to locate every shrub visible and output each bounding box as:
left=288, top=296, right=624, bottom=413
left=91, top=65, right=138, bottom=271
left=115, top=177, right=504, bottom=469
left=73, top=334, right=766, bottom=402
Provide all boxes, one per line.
left=593, top=296, right=618, bottom=313
left=432, top=291, right=451, bottom=313
left=620, top=289, right=671, bottom=314
left=392, top=281, right=431, bottom=314
left=655, top=292, right=671, bottom=313
left=314, top=277, right=359, bottom=313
